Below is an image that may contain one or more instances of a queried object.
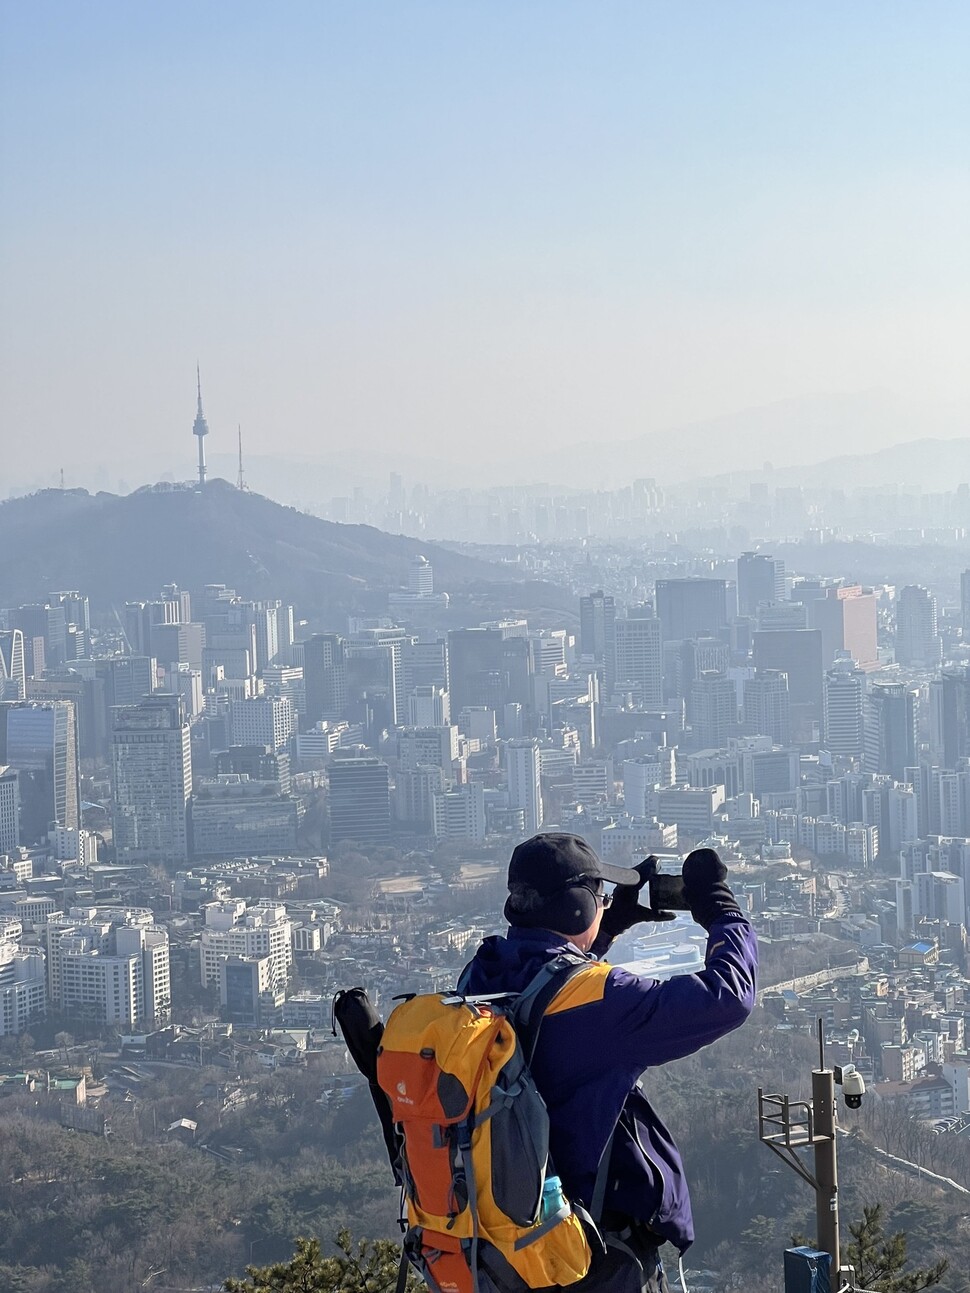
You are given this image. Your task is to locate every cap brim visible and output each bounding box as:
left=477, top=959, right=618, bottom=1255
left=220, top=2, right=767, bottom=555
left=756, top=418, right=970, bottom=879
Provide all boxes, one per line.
left=597, top=861, right=643, bottom=886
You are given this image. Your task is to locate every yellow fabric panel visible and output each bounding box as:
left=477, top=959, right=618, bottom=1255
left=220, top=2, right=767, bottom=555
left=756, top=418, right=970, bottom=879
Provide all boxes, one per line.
left=543, top=962, right=610, bottom=1016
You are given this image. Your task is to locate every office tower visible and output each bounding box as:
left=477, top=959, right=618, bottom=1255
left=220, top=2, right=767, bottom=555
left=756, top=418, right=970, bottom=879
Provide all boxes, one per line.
left=822, top=656, right=866, bottom=759
left=962, top=571, right=970, bottom=637
left=229, top=695, right=294, bottom=753
left=27, top=669, right=103, bottom=762
left=213, top=746, right=291, bottom=795
left=254, top=601, right=282, bottom=672
left=190, top=778, right=300, bottom=857
left=328, top=756, right=391, bottom=845
left=199, top=900, right=292, bottom=994
left=751, top=629, right=823, bottom=739
left=864, top=683, right=918, bottom=781
left=111, top=694, right=192, bottom=865
left=895, top=585, right=942, bottom=667
left=506, top=738, right=542, bottom=834
left=399, top=726, right=460, bottom=773
left=809, top=585, right=879, bottom=669
left=432, top=783, right=487, bottom=844
left=396, top=765, right=446, bottom=830
left=402, top=637, right=450, bottom=695
left=655, top=579, right=727, bottom=642
left=613, top=612, right=663, bottom=709
left=262, top=665, right=305, bottom=726
left=742, top=670, right=791, bottom=746
left=16, top=602, right=69, bottom=672
left=690, top=673, right=737, bottom=749
left=737, top=553, right=785, bottom=617
left=0, top=631, right=26, bottom=700
left=0, top=700, right=79, bottom=845
left=151, top=622, right=206, bottom=672
left=97, top=655, right=156, bottom=709
left=579, top=592, right=617, bottom=692
left=303, top=634, right=347, bottom=724
left=0, top=767, right=19, bottom=852
left=623, top=756, right=663, bottom=817
left=755, top=602, right=807, bottom=631
left=448, top=628, right=506, bottom=714
left=933, top=668, right=970, bottom=769
left=408, top=686, right=450, bottom=726
left=346, top=628, right=408, bottom=727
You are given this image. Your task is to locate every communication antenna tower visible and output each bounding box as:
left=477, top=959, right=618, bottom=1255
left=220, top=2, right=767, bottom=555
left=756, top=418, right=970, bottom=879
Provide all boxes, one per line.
left=237, top=425, right=246, bottom=491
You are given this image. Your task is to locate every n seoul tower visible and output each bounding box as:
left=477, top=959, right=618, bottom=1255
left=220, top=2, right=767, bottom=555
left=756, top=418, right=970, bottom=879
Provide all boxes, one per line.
left=193, top=364, right=209, bottom=489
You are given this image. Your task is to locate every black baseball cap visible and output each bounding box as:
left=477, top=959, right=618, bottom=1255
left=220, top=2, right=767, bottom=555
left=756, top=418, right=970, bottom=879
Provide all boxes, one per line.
left=508, top=833, right=641, bottom=893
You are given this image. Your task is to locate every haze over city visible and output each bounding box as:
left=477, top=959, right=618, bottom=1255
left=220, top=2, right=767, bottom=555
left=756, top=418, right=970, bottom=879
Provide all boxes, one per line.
left=2, top=1, right=968, bottom=497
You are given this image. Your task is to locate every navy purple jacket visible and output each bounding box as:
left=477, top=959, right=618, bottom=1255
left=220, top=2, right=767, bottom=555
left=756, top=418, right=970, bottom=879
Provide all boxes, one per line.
left=458, top=914, right=758, bottom=1253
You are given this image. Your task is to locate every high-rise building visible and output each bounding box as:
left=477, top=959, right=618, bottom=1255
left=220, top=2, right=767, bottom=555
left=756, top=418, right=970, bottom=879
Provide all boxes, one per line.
left=432, top=783, right=486, bottom=844
left=864, top=683, right=918, bottom=781
left=328, top=756, right=391, bottom=845
left=0, top=942, right=46, bottom=1037
left=303, top=634, right=347, bottom=725
left=42, top=907, right=170, bottom=1028
left=0, top=631, right=26, bottom=700
left=655, top=579, right=727, bottom=642
left=895, top=585, right=943, bottom=668
left=111, top=693, right=192, bottom=865
left=737, top=553, right=785, bottom=618
left=613, top=613, right=663, bottom=709
left=409, top=555, right=434, bottom=595
left=448, top=628, right=506, bottom=715
left=200, top=900, right=292, bottom=996
left=932, top=667, right=970, bottom=769
left=579, top=591, right=616, bottom=661
left=0, top=700, right=79, bottom=845
left=751, top=629, right=824, bottom=739
left=0, top=767, right=20, bottom=853
left=822, top=656, right=866, bottom=759
left=228, top=695, right=294, bottom=753
left=809, top=585, right=879, bottom=669
left=742, top=670, right=791, bottom=746
left=690, top=672, right=737, bottom=750
left=408, top=686, right=450, bottom=727
left=961, top=570, right=970, bottom=638
left=506, top=738, right=542, bottom=834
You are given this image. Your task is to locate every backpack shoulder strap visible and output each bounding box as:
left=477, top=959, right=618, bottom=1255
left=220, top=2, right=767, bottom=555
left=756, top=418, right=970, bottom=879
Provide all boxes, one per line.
left=510, top=952, right=595, bottom=1065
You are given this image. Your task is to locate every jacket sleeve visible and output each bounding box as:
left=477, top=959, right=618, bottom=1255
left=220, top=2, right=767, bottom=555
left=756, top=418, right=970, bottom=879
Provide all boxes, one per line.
left=605, top=913, right=759, bottom=1068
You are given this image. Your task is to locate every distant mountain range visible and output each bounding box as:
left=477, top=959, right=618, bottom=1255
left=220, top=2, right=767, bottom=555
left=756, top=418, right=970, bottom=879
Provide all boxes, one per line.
left=15, top=389, right=967, bottom=503
left=0, top=479, right=512, bottom=616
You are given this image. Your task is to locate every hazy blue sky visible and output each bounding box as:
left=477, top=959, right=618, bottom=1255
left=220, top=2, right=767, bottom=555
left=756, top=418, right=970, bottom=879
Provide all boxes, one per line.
left=2, top=1, right=968, bottom=489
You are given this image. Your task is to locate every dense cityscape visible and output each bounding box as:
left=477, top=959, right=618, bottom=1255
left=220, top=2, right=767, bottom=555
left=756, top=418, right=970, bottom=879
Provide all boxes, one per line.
left=2, top=380, right=970, bottom=1289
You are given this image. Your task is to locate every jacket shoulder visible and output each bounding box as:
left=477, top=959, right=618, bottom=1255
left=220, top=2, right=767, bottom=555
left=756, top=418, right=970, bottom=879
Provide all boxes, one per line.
left=544, top=961, right=611, bottom=1016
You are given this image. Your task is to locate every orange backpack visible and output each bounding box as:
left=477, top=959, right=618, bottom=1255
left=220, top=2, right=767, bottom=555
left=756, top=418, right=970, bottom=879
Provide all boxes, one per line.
left=376, top=954, right=611, bottom=1293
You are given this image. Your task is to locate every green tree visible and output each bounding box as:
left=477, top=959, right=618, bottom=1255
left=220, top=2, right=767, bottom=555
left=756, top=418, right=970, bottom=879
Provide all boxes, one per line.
left=224, top=1231, right=420, bottom=1293
left=845, top=1204, right=948, bottom=1293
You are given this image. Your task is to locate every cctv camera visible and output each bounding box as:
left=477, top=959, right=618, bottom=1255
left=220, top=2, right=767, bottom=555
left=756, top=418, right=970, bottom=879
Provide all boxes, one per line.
left=835, top=1064, right=866, bottom=1109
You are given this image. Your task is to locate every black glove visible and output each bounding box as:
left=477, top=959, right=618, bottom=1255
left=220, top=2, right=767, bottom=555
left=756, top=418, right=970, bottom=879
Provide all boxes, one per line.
left=682, top=848, right=742, bottom=931
left=591, top=856, right=675, bottom=958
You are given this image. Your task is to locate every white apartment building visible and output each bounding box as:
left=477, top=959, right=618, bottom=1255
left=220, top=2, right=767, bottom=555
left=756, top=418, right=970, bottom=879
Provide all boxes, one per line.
left=432, top=783, right=486, bottom=844
left=41, top=907, right=170, bottom=1027
left=200, top=901, right=292, bottom=995
left=229, top=695, right=294, bottom=753
left=0, top=942, right=46, bottom=1036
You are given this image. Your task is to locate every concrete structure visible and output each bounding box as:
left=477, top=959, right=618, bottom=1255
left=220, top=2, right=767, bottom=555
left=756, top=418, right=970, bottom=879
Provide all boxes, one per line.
left=328, top=756, right=391, bottom=845
left=200, top=901, right=292, bottom=997
left=613, top=613, right=663, bottom=709
left=432, top=783, right=487, bottom=844
left=506, top=738, right=542, bottom=834
left=0, top=700, right=79, bottom=845
left=111, top=693, right=192, bottom=865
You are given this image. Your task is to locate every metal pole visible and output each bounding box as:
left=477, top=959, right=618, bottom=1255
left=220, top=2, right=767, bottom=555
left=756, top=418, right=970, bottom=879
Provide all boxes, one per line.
left=812, top=1067, right=840, bottom=1280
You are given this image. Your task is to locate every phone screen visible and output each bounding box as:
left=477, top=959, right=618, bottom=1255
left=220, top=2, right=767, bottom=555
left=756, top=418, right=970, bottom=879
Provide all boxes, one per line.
left=648, top=872, right=689, bottom=911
